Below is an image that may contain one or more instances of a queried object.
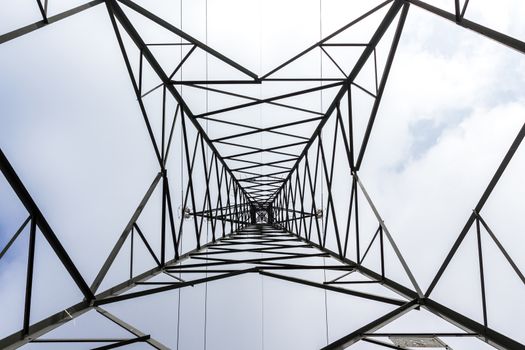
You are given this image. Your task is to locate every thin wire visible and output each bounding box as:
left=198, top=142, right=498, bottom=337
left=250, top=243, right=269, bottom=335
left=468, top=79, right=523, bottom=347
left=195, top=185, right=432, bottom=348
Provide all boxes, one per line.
left=261, top=269, right=265, bottom=350
left=319, top=0, right=329, bottom=345
left=176, top=1, right=183, bottom=349
left=259, top=2, right=265, bottom=348
left=203, top=1, right=209, bottom=349
left=259, top=0, right=263, bottom=190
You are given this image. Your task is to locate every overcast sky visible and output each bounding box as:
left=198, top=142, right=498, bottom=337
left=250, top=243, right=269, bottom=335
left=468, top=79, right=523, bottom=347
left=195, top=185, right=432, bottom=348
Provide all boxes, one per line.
left=1, top=0, right=524, bottom=349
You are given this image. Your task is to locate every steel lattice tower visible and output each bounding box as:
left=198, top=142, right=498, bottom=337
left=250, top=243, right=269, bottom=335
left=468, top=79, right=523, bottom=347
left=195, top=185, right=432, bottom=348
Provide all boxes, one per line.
left=1, top=0, right=525, bottom=349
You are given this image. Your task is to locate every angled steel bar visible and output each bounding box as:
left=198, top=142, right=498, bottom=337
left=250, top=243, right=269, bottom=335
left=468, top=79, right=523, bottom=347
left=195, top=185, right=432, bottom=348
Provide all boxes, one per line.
left=199, top=150, right=217, bottom=240
left=180, top=112, right=202, bottom=247
left=321, top=46, right=348, bottom=78
left=213, top=158, right=227, bottom=236
left=168, top=45, right=197, bottom=79
left=0, top=149, right=94, bottom=300
left=422, top=299, right=525, bottom=350
left=262, top=78, right=345, bottom=82
left=373, top=48, right=379, bottom=93
left=283, top=182, right=291, bottom=231
left=360, top=225, right=381, bottom=265
left=361, top=337, right=405, bottom=350
left=211, top=116, right=323, bottom=143
left=347, top=85, right=356, bottom=170
left=335, top=105, right=354, bottom=175
left=106, top=7, right=163, bottom=166
left=163, top=104, right=180, bottom=166
left=197, top=117, right=310, bottom=143
left=133, top=223, right=162, bottom=267
left=426, top=121, right=525, bottom=297
left=192, top=213, right=250, bottom=226
left=259, top=271, right=405, bottom=306
left=475, top=218, right=488, bottom=328
left=320, top=43, right=369, bottom=47
left=191, top=245, right=308, bottom=257
left=197, top=82, right=343, bottom=118
left=231, top=158, right=296, bottom=172
left=138, top=50, right=143, bottom=94
left=323, top=115, right=342, bottom=243
left=95, top=268, right=256, bottom=305
left=0, top=0, right=103, bottom=45
left=228, top=157, right=294, bottom=168
left=160, top=87, right=168, bottom=265
left=363, top=332, right=477, bottom=337
left=190, top=250, right=326, bottom=263
left=91, top=172, right=162, bottom=293
left=321, top=299, right=419, bottom=350
left=243, top=182, right=282, bottom=190
left=325, top=270, right=356, bottom=284
left=282, top=175, right=294, bottom=229
left=318, top=135, right=344, bottom=257
left=476, top=213, right=525, bottom=285
left=164, top=177, right=179, bottom=259
left=352, top=176, right=361, bottom=263
left=161, top=80, right=167, bottom=163
left=35, top=0, right=48, bottom=23
left=380, top=226, right=385, bottom=278
left=294, top=171, right=304, bottom=234
left=233, top=182, right=239, bottom=230
left=129, top=227, right=134, bottom=278
left=183, top=83, right=324, bottom=116
left=22, top=218, right=37, bottom=335
left=305, top=148, right=322, bottom=243
left=454, top=0, right=461, bottom=22
left=160, top=173, right=167, bottom=265
left=333, top=104, right=358, bottom=257
left=225, top=175, right=235, bottom=232
left=30, top=338, right=134, bottom=343
left=95, top=307, right=169, bottom=350
left=219, top=139, right=305, bottom=157
left=91, top=335, right=151, bottom=350
left=290, top=229, right=417, bottom=300
left=354, top=172, right=423, bottom=296
left=116, top=0, right=258, bottom=79
left=169, top=254, right=329, bottom=269
left=175, top=131, right=202, bottom=249
left=260, top=0, right=394, bottom=79
left=351, top=81, right=376, bottom=98
left=408, top=0, right=525, bottom=54
left=274, top=215, right=319, bottom=224
left=223, top=142, right=303, bottom=160
left=0, top=216, right=31, bottom=261
left=355, top=2, right=409, bottom=170
left=343, top=177, right=355, bottom=257
left=258, top=262, right=353, bottom=271
left=460, top=0, right=470, bottom=19
left=289, top=172, right=300, bottom=233
left=286, top=217, right=525, bottom=350
left=297, top=166, right=308, bottom=235
left=247, top=170, right=294, bottom=179
left=191, top=205, right=249, bottom=218
left=172, top=79, right=259, bottom=85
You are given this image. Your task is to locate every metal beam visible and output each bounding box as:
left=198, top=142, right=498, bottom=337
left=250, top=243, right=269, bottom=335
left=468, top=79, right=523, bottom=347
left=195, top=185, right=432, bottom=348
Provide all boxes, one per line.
left=95, top=307, right=170, bottom=350
left=408, top=0, right=525, bottom=55
left=0, top=148, right=94, bottom=300
left=321, top=299, right=419, bottom=350
left=0, top=0, right=103, bottom=45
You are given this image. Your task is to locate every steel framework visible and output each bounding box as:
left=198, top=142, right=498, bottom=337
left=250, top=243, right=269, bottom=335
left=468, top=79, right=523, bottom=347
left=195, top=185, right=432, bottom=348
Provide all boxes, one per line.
left=1, top=0, right=524, bottom=349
